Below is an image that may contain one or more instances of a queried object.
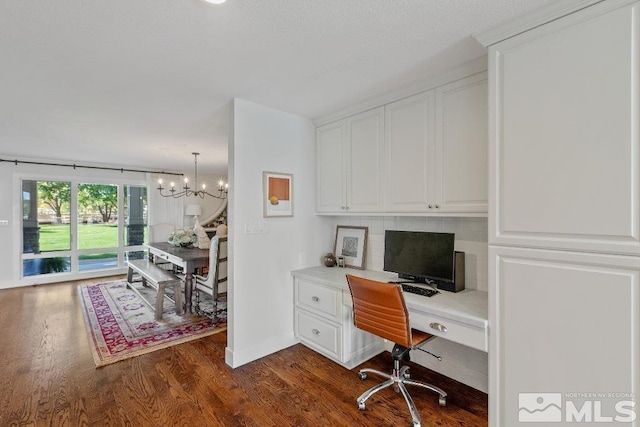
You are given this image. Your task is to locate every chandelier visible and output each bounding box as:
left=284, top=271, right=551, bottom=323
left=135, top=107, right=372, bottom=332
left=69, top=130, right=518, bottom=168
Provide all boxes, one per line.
left=157, top=152, right=228, bottom=199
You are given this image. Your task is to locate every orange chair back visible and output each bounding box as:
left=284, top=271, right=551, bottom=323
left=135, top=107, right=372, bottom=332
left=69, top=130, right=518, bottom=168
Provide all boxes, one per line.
left=346, top=274, right=412, bottom=348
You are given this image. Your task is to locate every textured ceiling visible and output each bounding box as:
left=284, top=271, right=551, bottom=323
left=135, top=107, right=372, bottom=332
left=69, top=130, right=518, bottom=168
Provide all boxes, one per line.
left=0, top=0, right=554, bottom=174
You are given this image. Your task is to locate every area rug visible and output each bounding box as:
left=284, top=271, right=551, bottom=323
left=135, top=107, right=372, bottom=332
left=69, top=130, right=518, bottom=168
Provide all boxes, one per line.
left=79, top=280, right=226, bottom=367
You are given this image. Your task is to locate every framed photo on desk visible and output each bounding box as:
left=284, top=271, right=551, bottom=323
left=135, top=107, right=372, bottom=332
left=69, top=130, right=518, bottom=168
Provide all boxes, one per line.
left=334, top=226, right=368, bottom=269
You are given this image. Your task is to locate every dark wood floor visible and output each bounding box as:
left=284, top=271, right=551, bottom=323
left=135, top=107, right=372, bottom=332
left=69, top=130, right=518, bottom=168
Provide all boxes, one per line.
left=0, top=276, right=487, bottom=426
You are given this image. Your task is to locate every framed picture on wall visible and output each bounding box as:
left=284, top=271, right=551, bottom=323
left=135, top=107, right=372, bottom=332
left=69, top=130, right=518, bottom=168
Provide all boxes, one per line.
left=263, top=172, right=293, bottom=217
left=333, top=225, right=368, bottom=269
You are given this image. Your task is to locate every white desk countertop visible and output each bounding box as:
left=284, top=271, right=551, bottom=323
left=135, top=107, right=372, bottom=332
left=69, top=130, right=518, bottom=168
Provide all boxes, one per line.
left=291, top=266, right=488, bottom=329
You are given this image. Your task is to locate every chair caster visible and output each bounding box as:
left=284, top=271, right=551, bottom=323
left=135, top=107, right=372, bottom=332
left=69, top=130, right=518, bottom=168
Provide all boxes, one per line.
left=358, top=401, right=366, bottom=411
left=403, top=372, right=411, bottom=379
left=439, top=396, right=447, bottom=406
left=358, top=372, right=367, bottom=380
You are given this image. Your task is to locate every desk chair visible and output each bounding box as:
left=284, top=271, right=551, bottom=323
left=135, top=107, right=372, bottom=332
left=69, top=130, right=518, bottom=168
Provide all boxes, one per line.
left=346, top=274, right=447, bottom=427
left=193, top=237, right=227, bottom=321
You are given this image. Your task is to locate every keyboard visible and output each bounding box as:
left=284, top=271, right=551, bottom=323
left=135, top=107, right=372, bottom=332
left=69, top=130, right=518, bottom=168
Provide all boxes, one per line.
left=400, top=283, right=438, bottom=298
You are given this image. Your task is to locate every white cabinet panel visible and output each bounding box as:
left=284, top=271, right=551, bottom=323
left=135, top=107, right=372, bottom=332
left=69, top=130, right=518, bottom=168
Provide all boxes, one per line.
left=410, top=309, right=487, bottom=352
left=316, top=121, right=345, bottom=212
left=436, top=74, right=488, bottom=213
left=295, top=278, right=342, bottom=321
left=295, top=308, right=341, bottom=360
left=385, top=91, right=434, bottom=211
left=489, top=246, right=640, bottom=426
left=490, top=3, right=640, bottom=254
left=346, top=108, right=385, bottom=212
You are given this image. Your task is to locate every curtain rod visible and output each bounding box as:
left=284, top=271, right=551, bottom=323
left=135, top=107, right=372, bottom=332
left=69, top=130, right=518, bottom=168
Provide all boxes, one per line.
left=0, top=157, right=184, bottom=177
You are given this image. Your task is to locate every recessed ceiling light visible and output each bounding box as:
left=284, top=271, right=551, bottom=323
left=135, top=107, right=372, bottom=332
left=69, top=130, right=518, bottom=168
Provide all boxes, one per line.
left=203, top=0, right=226, bottom=4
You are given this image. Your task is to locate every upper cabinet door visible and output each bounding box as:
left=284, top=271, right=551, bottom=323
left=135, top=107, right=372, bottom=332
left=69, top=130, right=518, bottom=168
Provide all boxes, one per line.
left=385, top=91, right=434, bottom=212
left=435, top=73, right=488, bottom=213
left=490, top=3, right=640, bottom=255
left=316, top=121, right=346, bottom=212
left=345, top=107, right=385, bottom=212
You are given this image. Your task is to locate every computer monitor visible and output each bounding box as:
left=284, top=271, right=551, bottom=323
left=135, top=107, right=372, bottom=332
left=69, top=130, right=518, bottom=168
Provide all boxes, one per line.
left=384, top=230, right=455, bottom=283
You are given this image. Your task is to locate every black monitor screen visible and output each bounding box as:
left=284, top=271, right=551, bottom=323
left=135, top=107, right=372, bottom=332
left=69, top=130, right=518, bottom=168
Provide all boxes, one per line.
left=384, top=230, right=455, bottom=282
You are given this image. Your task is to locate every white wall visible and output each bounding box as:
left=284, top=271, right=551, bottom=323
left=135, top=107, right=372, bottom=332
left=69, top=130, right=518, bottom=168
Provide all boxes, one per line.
left=226, top=98, right=329, bottom=367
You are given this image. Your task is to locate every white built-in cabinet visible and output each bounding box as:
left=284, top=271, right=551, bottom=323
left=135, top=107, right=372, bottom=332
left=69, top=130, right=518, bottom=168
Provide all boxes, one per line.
left=293, top=274, right=384, bottom=369
left=385, top=73, right=488, bottom=213
left=316, top=107, right=385, bottom=213
left=489, top=246, right=639, bottom=426
left=316, top=73, right=488, bottom=215
left=477, top=1, right=640, bottom=425
left=489, top=2, right=640, bottom=256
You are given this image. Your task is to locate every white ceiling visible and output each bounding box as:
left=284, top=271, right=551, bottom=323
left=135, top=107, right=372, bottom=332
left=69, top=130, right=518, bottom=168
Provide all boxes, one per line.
left=0, top=0, right=554, bottom=175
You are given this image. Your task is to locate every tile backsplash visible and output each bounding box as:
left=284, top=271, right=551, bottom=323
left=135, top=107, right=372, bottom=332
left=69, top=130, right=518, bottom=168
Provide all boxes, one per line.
left=327, top=216, right=488, bottom=291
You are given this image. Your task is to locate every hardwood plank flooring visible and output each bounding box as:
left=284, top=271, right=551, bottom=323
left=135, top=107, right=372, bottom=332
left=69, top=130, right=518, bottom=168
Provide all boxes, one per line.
left=0, top=277, right=487, bottom=426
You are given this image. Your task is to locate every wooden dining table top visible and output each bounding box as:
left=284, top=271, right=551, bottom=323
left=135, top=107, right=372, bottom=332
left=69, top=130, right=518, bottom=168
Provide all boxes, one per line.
left=145, top=242, right=209, bottom=262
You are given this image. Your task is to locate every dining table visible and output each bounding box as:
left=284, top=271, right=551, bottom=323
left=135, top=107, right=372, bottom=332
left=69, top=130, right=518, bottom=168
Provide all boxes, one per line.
left=145, top=242, right=210, bottom=314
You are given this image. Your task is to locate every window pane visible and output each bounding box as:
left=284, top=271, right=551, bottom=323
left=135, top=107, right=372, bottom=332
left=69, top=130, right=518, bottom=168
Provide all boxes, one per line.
left=125, top=250, right=147, bottom=262
left=77, top=183, right=118, bottom=249
left=124, top=185, right=147, bottom=246
left=22, top=180, right=71, bottom=254
left=23, top=256, right=71, bottom=276
left=78, top=253, right=118, bottom=271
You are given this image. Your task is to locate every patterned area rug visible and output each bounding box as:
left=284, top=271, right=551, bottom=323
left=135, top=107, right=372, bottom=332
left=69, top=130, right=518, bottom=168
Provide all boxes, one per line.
left=79, top=280, right=226, bottom=367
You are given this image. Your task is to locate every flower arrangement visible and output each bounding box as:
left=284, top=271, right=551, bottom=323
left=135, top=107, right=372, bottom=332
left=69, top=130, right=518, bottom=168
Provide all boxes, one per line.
left=168, top=229, right=197, bottom=247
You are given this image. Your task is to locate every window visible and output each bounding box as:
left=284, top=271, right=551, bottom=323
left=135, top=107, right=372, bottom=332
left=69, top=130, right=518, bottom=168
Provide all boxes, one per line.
left=21, top=179, right=148, bottom=278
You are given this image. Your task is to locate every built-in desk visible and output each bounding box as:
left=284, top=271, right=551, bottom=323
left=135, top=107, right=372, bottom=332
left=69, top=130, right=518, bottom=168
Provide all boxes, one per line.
left=292, top=266, right=488, bottom=370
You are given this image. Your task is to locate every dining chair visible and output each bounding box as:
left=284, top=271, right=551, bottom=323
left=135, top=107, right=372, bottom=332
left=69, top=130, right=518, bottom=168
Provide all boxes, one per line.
left=149, top=223, right=175, bottom=243
left=193, top=236, right=227, bottom=321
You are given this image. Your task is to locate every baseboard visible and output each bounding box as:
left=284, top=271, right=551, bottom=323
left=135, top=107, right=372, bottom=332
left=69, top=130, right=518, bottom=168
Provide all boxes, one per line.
left=225, top=331, right=298, bottom=368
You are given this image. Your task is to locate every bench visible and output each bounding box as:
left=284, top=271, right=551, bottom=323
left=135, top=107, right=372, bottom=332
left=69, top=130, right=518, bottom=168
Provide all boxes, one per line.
left=126, top=259, right=183, bottom=320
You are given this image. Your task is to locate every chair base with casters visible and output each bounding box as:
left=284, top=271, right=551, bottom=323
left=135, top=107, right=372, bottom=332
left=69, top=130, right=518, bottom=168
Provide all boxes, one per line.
left=357, top=343, right=447, bottom=427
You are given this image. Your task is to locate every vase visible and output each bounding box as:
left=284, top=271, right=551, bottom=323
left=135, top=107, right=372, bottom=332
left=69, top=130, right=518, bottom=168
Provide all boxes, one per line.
left=323, top=253, right=337, bottom=267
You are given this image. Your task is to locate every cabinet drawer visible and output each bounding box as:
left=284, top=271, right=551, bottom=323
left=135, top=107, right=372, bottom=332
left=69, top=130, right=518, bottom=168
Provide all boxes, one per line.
left=151, top=250, right=183, bottom=267
left=295, top=309, right=341, bottom=360
left=295, top=279, right=341, bottom=320
left=410, top=311, right=487, bottom=352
